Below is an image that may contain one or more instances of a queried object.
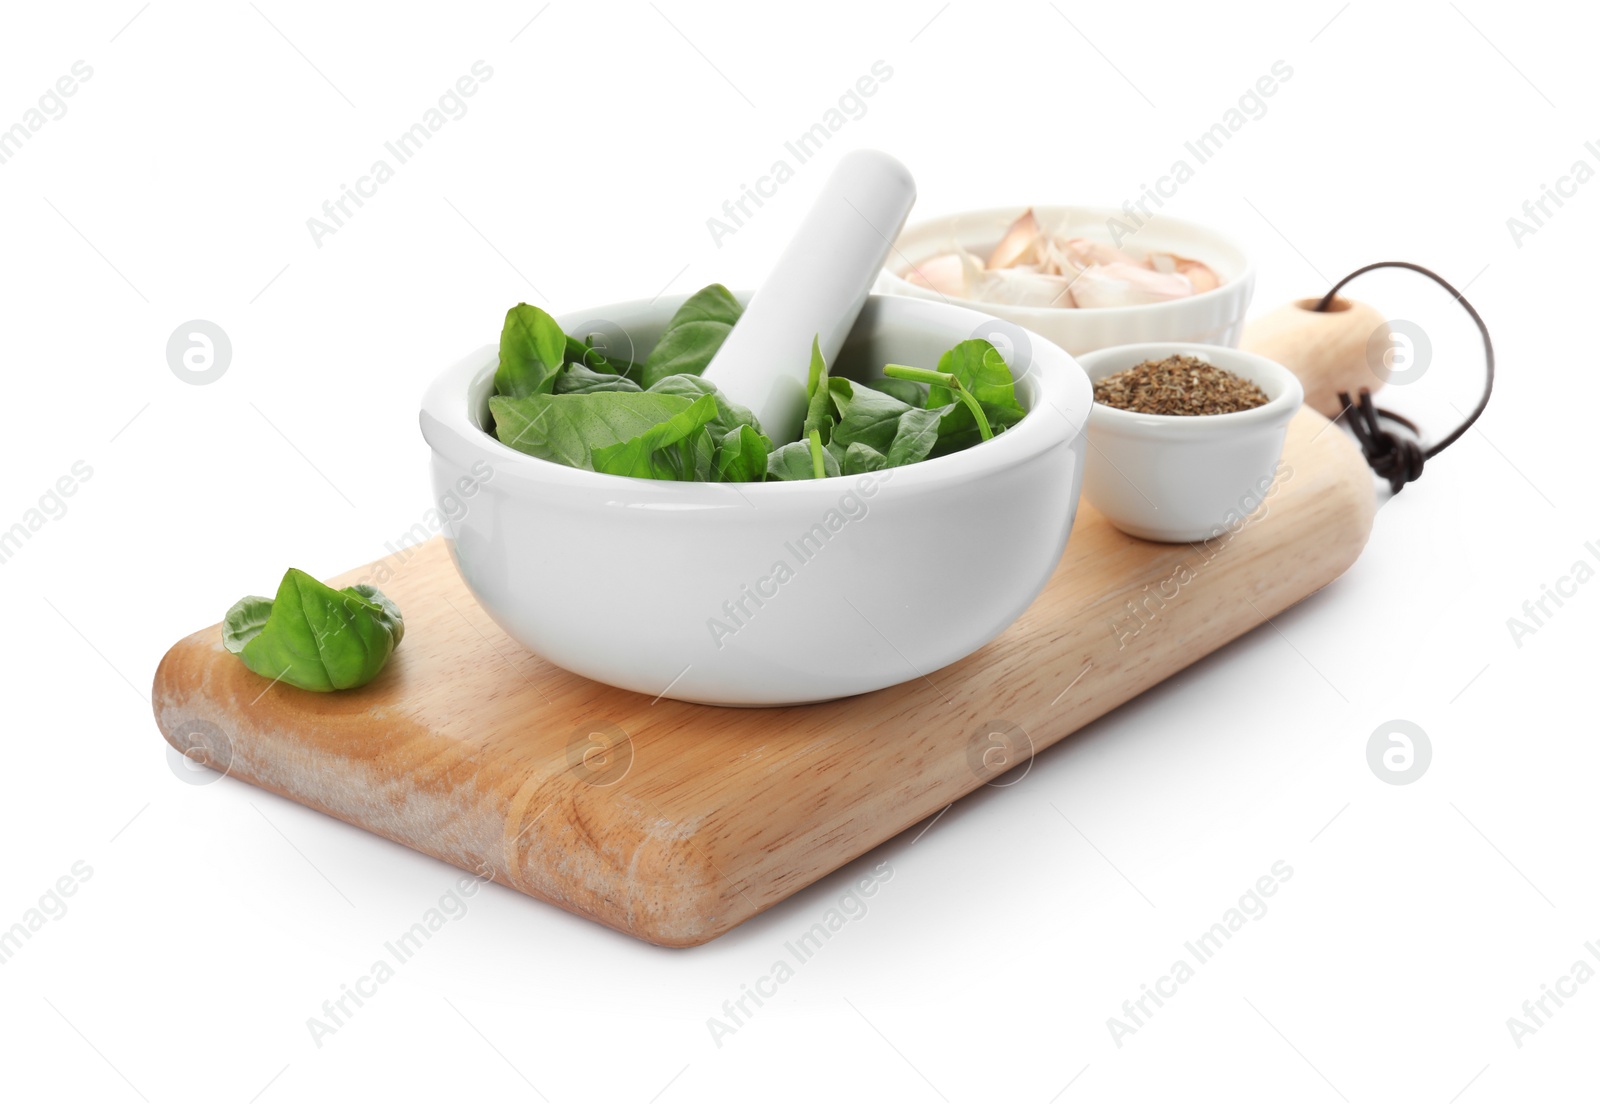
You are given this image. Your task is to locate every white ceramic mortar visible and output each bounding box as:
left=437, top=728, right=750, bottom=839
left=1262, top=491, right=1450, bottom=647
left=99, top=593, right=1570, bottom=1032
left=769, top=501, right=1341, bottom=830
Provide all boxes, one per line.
left=419, top=292, right=1092, bottom=705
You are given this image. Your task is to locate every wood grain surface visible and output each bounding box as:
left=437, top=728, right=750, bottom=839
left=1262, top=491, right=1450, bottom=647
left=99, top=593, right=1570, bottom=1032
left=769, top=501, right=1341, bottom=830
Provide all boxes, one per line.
left=152, top=408, right=1375, bottom=947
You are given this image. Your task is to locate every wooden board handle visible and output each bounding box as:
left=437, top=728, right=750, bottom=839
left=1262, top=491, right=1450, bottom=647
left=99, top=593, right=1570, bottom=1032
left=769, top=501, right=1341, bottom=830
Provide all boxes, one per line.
left=1242, top=296, right=1393, bottom=418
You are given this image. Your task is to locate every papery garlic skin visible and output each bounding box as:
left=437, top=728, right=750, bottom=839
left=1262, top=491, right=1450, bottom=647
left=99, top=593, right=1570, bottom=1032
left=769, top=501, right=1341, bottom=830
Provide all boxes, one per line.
left=1030, top=235, right=1087, bottom=280
left=1059, top=237, right=1141, bottom=270
left=898, top=210, right=1224, bottom=309
left=1069, top=263, right=1194, bottom=308
left=1149, top=251, right=1222, bottom=294
left=968, top=265, right=1078, bottom=308
left=987, top=208, right=1041, bottom=269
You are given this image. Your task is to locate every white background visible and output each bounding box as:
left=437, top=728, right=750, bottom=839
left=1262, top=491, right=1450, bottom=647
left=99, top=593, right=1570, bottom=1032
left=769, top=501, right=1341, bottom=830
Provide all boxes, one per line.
left=1, top=1, right=1594, bottom=1104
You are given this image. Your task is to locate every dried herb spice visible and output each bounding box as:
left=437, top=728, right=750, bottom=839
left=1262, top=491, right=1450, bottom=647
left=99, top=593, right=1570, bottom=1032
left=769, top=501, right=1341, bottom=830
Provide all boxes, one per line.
left=1093, top=355, right=1269, bottom=416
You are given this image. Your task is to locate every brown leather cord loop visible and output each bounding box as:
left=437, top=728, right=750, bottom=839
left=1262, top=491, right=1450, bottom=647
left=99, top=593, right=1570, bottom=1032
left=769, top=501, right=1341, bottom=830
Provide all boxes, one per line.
left=1315, top=261, right=1495, bottom=494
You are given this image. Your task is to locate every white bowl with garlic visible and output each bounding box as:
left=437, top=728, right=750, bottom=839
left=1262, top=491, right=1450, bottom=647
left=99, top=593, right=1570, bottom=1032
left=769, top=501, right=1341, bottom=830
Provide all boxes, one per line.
left=876, top=205, right=1255, bottom=357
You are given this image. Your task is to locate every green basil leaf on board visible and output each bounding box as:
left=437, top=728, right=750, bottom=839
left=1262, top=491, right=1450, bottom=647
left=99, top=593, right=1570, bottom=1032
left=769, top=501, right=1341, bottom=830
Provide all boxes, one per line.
left=638, top=284, right=743, bottom=388
left=345, top=583, right=406, bottom=645
left=223, top=569, right=404, bottom=692
left=591, top=394, right=721, bottom=480
left=712, top=424, right=770, bottom=483
left=767, top=439, right=840, bottom=481
left=647, top=373, right=767, bottom=442
left=495, top=303, right=567, bottom=398
left=552, top=363, right=643, bottom=395
left=221, top=595, right=273, bottom=653
left=489, top=391, right=697, bottom=471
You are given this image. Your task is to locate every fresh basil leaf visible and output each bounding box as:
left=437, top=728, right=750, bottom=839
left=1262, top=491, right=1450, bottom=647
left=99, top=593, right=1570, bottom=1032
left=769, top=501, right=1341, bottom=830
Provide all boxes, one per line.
left=802, top=336, right=835, bottom=446
left=712, top=424, right=770, bottom=482
left=565, top=337, right=644, bottom=385
left=565, top=334, right=606, bottom=371
left=928, top=339, right=1026, bottom=423
left=842, top=441, right=888, bottom=474
left=919, top=340, right=1024, bottom=454
left=865, top=376, right=928, bottom=407
left=225, top=569, right=403, bottom=692
left=689, top=428, right=718, bottom=480
left=639, top=284, right=742, bottom=387
left=828, top=379, right=912, bottom=455
left=495, top=303, right=567, bottom=398
left=767, top=439, right=840, bottom=481
left=647, top=373, right=766, bottom=442
left=885, top=406, right=946, bottom=468
left=592, top=394, right=721, bottom=480
left=489, top=391, right=696, bottom=471
left=553, top=363, right=643, bottom=395
left=345, top=582, right=406, bottom=646
left=222, top=595, right=273, bottom=654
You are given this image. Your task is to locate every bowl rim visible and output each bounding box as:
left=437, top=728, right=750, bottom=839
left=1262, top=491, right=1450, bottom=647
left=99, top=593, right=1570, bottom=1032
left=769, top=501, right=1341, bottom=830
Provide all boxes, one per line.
left=879, top=203, right=1255, bottom=320
left=420, top=291, right=1092, bottom=500
left=1076, top=342, right=1304, bottom=437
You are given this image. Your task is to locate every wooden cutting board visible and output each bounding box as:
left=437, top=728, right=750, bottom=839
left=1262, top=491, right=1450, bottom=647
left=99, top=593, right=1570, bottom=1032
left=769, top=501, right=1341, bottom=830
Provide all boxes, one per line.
left=152, top=408, right=1374, bottom=947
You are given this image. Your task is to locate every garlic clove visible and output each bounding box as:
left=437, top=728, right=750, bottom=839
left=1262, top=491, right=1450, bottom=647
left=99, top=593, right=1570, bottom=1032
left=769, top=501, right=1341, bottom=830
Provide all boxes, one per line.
left=1148, top=251, right=1222, bottom=293
left=1069, top=262, right=1194, bottom=307
left=902, top=251, right=971, bottom=297
left=1062, top=237, right=1140, bottom=270
left=969, top=264, right=1077, bottom=308
left=986, top=208, right=1040, bottom=269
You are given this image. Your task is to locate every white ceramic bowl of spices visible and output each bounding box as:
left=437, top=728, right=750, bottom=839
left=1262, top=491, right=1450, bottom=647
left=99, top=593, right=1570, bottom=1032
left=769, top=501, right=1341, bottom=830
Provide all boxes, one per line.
left=1076, top=342, right=1303, bottom=543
